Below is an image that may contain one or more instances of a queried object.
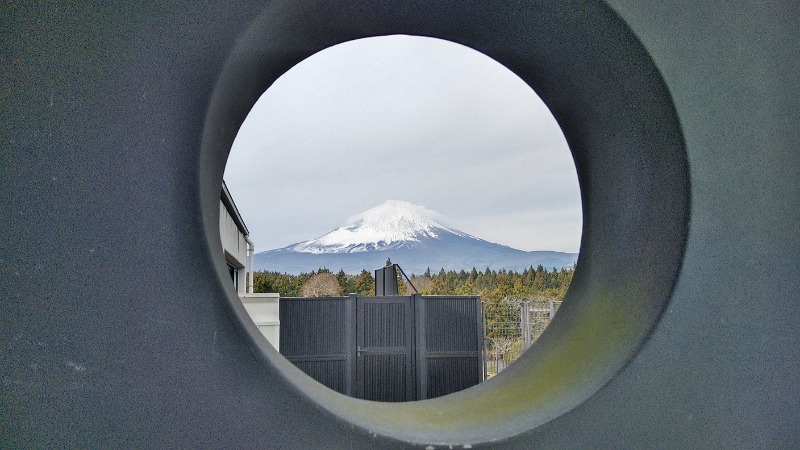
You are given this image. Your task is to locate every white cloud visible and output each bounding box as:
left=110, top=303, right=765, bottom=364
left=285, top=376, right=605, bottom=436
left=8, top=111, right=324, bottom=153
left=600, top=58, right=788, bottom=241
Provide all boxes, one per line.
left=225, top=35, right=582, bottom=253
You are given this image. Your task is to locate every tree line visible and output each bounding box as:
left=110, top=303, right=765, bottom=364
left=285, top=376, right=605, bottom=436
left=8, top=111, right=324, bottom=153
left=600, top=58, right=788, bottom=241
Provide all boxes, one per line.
left=251, top=264, right=574, bottom=302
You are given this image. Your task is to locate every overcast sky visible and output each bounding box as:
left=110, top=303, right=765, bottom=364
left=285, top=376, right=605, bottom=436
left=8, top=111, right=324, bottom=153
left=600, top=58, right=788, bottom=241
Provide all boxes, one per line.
left=224, top=35, right=582, bottom=253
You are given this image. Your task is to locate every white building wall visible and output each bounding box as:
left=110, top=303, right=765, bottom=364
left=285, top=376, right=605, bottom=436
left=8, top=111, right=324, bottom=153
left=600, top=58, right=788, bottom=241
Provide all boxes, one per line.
left=240, top=293, right=280, bottom=349
left=219, top=191, right=280, bottom=350
left=219, top=200, right=247, bottom=294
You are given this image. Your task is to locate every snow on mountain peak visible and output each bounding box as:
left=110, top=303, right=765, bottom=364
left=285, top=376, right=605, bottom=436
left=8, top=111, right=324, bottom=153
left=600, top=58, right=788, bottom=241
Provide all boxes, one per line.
left=290, top=200, right=466, bottom=254
left=348, top=200, right=448, bottom=230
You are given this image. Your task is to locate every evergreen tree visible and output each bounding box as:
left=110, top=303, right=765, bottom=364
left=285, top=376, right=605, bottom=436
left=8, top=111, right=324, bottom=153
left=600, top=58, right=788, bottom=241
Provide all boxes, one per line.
left=252, top=265, right=574, bottom=301
left=336, top=269, right=349, bottom=294
left=354, top=269, right=375, bottom=296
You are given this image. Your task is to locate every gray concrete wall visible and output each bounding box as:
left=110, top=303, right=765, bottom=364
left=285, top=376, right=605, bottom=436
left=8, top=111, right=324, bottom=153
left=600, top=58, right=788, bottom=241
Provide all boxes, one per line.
left=1, top=1, right=796, bottom=448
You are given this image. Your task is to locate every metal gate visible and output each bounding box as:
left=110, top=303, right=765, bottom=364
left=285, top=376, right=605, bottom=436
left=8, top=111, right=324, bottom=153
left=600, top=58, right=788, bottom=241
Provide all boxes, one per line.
left=357, top=296, right=415, bottom=401
left=279, top=294, right=481, bottom=401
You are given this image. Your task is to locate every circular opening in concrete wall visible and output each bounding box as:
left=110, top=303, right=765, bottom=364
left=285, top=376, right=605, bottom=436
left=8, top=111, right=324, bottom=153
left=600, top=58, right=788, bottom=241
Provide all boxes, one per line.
left=199, top=2, right=689, bottom=446
left=223, top=35, right=582, bottom=388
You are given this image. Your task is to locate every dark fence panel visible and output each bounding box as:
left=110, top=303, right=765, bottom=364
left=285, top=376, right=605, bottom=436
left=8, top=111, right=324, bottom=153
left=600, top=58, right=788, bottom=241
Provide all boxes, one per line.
left=361, top=354, right=411, bottom=402
left=280, top=295, right=482, bottom=401
left=416, top=295, right=483, bottom=399
left=357, top=296, right=415, bottom=402
left=279, top=296, right=353, bottom=396
left=426, top=357, right=481, bottom=399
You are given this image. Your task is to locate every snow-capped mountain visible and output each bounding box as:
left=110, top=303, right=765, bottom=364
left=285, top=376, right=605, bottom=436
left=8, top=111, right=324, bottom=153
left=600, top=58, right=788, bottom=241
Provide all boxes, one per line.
left=288, top=200, right=471, bottom=254
left=254, top=200, right=578, bottom=275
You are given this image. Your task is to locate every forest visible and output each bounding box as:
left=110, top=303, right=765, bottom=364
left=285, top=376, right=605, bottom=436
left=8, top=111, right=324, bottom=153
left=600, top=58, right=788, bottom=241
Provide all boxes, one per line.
left=251, top=264, right=574, bottom=302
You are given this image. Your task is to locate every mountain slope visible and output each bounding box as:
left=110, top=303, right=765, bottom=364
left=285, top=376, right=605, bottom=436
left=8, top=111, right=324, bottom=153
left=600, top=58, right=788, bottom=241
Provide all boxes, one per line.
left=254, top=200, right=578, bottom=275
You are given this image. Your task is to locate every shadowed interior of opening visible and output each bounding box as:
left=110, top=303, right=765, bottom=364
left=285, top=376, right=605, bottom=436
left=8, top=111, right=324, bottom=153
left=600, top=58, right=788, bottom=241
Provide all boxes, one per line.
left=197, top=0, right=690, bottom=442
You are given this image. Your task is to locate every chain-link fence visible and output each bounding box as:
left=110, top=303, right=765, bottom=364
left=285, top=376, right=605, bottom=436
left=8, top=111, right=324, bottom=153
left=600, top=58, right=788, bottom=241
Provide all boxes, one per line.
left=483, top=298, right=562, bottom=378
